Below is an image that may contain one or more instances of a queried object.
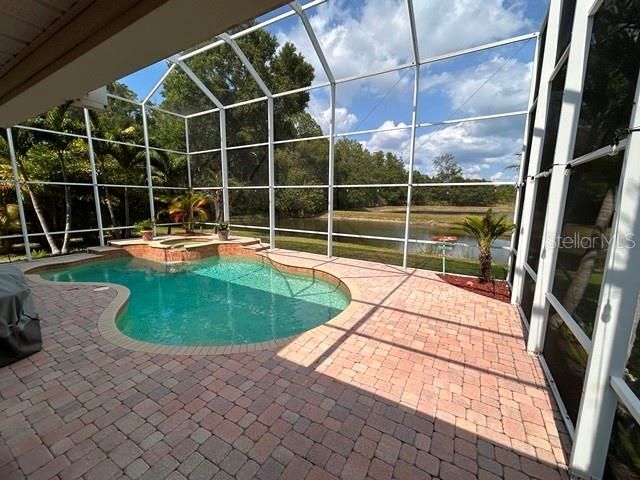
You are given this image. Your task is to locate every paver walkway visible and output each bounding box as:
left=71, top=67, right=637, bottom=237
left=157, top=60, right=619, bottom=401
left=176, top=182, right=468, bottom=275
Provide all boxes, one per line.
left=0, top=250, right=570, bottom=479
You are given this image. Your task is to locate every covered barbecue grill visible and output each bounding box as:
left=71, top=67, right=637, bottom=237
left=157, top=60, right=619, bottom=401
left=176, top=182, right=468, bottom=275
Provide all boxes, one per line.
left=0, top=265, right=42, bottom=367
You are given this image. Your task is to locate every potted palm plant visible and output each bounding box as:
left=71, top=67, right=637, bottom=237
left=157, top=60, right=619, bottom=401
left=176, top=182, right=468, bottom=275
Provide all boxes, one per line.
left=157, top=189, right=208, bottom=234
left=456, top=209, right=515, bottom=282
left=135, top=219, right=155, bottom=241
left=215, top=221, right=230, bottom=241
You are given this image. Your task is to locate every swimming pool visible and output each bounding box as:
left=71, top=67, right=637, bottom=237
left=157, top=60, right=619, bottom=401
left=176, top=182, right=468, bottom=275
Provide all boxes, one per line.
left=41, top=257, right=350, bottom=346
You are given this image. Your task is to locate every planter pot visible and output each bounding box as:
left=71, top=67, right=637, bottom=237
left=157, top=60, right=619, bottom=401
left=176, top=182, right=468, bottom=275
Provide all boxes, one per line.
left=218, top=230, right=230, bottom=241
left=142, top=231, right=153, bottom=241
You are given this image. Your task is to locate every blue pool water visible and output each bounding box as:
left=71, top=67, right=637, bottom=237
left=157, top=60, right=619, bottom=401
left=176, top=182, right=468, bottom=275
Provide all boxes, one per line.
left=41, top=257, right=350, bottom=346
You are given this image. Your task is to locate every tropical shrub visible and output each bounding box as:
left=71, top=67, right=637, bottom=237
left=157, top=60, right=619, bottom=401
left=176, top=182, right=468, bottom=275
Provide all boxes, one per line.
left=456, top=209, right=515, bottom=282
left=157, top=190, right=208, bottom=233
left=215, top=221, right=229, bottom=232
left=134, top=219, right=154, bottom=232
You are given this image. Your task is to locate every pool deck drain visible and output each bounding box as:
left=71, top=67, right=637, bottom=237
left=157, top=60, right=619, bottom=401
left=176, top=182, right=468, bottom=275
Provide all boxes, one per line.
left=1, top=249, right=570, bottom=480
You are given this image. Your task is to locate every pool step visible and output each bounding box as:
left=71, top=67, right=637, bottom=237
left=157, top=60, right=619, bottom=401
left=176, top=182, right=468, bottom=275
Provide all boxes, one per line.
left=243, top=242, right=270, bottom=253
left=88, top=246, right=122, bottom=254
left=87, top=246, right=128, bottom=258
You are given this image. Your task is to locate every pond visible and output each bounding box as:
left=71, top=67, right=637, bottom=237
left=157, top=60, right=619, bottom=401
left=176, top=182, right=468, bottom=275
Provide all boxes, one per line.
left=235, top=216, right=511, bottom=263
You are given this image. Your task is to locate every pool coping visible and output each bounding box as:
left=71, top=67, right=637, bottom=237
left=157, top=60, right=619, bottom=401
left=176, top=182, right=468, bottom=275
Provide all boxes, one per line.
left=110, top=235, right=258, bottom=250
left=22, top=251, right=360, bottom=356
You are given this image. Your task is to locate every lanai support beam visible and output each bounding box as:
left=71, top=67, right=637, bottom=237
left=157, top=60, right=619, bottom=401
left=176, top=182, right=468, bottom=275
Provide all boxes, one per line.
left=173, top=59, right=230, bottom=222
left=290, top=1, right=336, bottom=257
left=5, top=128, right=31, bottom=261
left=83, top=108, right=105, bottom=246
left=402, top=0, right=420, bottom=269
left=218, top=33, right=275, bottom=247
left=511, top=0, right=563, bottom=305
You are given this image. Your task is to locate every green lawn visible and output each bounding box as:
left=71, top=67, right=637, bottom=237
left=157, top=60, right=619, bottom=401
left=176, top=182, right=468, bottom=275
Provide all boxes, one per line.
left=325, top=204, right=515, bottom=228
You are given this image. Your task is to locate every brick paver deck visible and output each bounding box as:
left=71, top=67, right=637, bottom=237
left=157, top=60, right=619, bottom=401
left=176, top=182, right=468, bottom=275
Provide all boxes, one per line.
left=0, top=250, right=570, bottom=479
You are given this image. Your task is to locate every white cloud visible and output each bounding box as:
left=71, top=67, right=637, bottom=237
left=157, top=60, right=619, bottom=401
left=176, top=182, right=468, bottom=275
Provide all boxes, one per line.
left=410, top=118, right=523, bottom=180
left=275, top=0, right=534, bottom=106
left=308, top=92, right=358, bottom=133
left=302, top=0, right=412, bottom=78
left=273, top=0, right=534, bottom=182
left=334, top=107, right=359, bottom=132
left=463, top=166, right=482, bottom=180
left=315, top=106, right=359, bottom=133
left=422, top=55, right=532, bottom=117
left=413, top=0, right=533, bottom=58
left=464, top=164, right=490, bottom=178
left=364, top=120, right=411, bottom=157
left=351, top=117, right=522, bottom=181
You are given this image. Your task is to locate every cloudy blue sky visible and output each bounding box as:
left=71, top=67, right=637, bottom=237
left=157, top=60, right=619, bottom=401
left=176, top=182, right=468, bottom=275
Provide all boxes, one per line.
left=120, top=0, right=549, bottom=182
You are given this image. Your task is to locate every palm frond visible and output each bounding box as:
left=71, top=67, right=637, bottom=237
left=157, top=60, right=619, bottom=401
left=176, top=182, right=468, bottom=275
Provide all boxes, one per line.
left=455, top=208, right=515, bottom=281
left=156, top=190, right=209, bottom=226
left=455, top=208, right=515, bottom=246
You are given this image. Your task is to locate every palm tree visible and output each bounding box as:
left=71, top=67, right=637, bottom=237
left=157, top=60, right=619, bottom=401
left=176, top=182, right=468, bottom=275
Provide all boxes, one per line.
left=31, top=105, right=83, bottom=254
left=212, top=190, right=224, bottom=223
left=456, top=209, right=515, bottom=282
left=88, top=87, right=149, bottom=237
left=88, top=114, right=122, bottom=238
left=104, top=126, right=167, bottom=233
left=157, top=189, right=208, bottom=233
left=0, top=128, right=62, bottom=255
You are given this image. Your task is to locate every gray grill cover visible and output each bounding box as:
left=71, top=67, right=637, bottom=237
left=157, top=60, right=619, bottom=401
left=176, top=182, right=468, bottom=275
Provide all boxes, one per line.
left=0, top=265, right=42, bottom=367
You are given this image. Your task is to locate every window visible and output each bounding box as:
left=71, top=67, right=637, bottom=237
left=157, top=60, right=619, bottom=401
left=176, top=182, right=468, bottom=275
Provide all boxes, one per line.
left=521, top=272, right=536, bottom=323
left=512, top=106, right=536, bottom=254
left=572, top=0, right=640, bottom=158
left=604, top=404, right=640, bottom=479
left=542, top=305, right=587, bottom=424
left=539, top=63, right=566, bottom=172
left=513, top=183, right=526, bottom=253
left=625, top=318, right=640, bottom=400
left=552, top=154, right=623, bottom=336
left=527, top=176, right=550, bottom=270
left=556, top=0, right=577, bottom=62
left=534, top=27, right=547, bottom=99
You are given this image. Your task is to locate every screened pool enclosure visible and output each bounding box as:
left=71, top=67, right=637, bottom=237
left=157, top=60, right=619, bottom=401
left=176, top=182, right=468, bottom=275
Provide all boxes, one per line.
left=1, top=0, right=541, bottom=276
left=1, top=0, right=640, bottom=478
